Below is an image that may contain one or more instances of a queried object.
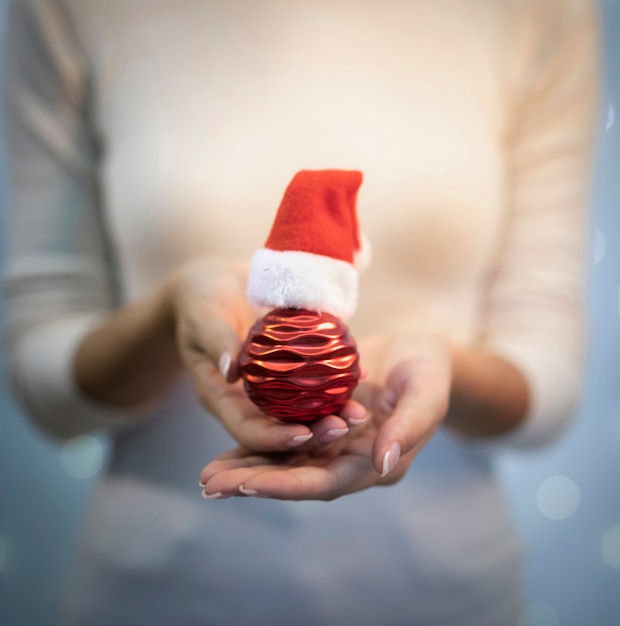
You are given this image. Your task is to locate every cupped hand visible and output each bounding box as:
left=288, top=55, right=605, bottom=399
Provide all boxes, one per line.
left=166, top=257, right=366, bottom=452
left=198, top=333, right=453, bottom=500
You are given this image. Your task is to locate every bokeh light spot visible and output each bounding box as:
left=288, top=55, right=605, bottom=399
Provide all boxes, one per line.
left=517, top=601, right=559, bottom=626
left=606, top=102, right=615, bottom=130
left=593, top=228, right=606, bottom=264
left=601, top=525, right=620, bottom=569
left=59, top=435, right=105, bottom=480
left=536, top=475, right=581, bottom=520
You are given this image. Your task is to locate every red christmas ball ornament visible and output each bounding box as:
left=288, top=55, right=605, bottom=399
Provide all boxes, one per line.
left=242, top=169, right=370, bottom=423
left=240, top=308, right=360, bottom=422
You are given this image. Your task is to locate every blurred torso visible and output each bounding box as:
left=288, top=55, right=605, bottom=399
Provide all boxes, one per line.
left=80, top=0, right=508, bottom=341
left=60, top=2, right=522, bottom=624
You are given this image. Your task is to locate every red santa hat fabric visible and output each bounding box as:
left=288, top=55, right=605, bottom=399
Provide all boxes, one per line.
left=247, top=170, right=368, bottom=320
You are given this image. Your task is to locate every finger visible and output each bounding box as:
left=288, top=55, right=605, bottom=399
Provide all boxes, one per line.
left=217, top=392, right=317, bottom=451
left=306, top=414, right=349, bottom=445
left=252, top=434, right=415, bottom=498
left=377, top=447, right=417, bottom=486
left=190, top=309, right=243, bottom=383
left=372, top=360, right=449, bottom=477
left=351, top=379, right=380, bottom=414
left=339, top=399, right=368, bottom=427
left=242, top=455, right=376, bottom=501
left=287, top=401, right=370, bottom=452
left=200, top=449, right=328, bottom=497
left=203, top=463, right=283, bottom=497
left=199, top=450, right=274, bottom=486
left=295, top=399, right=369, bottom=448
left=199, top=448, right=306, bottom=486
left=199, top=448, right=358, bottom=501
left=193, top=371, right=316, bottom=451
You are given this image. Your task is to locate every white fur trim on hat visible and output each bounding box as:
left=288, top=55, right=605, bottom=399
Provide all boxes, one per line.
left=247, top=248, right=359, bottom=321
left=354, top=232, right=372, bottom=272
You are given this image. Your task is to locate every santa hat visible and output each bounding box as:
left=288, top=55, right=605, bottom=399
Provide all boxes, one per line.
left=247, top=169, right=369, bottom=321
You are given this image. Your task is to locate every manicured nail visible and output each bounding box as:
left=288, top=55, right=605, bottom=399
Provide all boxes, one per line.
left=381, top=441, right=401, bottom=477
left=239, top=485, right=258, bottom=496
left=288, top=433, right=313, bottom=447
left=321, top=428, right=349, bottom=443
left=342, top=404, right=367, bottom=425
left=201, top=489, right=223, bottom=499
left=199, top=479, right=206, bottom=487
left=347, top=414, right=367, bottom=426
left=219, top=352, right=231, bottom=379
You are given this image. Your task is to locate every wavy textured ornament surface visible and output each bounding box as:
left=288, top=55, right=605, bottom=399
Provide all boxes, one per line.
left=240, top=308, right=360, bottom=422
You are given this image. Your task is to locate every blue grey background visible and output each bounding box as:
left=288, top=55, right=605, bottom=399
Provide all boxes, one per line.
left=0, top=1, right=619, bottom=625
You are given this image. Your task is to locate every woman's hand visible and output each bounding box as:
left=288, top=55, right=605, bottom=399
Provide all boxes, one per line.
left=167, top=257, right=366, bottom=452
left=198, top=333, right=452, bottom=500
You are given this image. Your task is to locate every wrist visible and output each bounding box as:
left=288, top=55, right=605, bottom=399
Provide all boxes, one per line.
left=74, top=283, right=182, bottom=410
left=157, top=273, right=179, bottom=340
left=444, top=345, right=529, bottom=438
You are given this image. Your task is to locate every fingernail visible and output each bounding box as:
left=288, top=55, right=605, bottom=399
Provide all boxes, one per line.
left=201, top=489, right=223, bottom=500
left=321, top=428, right=349, bottom=443
left=342, top=405, right=367, bottom=425
left=347, top=414, right=367, bottom=426
left=239, top=485, right=258, bottom=496
left=199, top=479, right=206, bottom=487
left=381, top=441, right=401, bottom=477
left=287, top=433, right=313, bottom=447
left=219, top=352, right=231, bottom=379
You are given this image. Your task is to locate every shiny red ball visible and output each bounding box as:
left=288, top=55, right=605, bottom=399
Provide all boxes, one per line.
left=239, top=308, right=361, bottom=423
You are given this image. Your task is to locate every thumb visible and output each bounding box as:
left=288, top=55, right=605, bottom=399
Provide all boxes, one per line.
left=185, top=310, right=244, bottom=383
left=372, top=359, right=449, bottom=477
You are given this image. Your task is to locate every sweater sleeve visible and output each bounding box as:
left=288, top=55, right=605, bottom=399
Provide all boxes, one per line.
left=3, top=0, right=142, bottom=439
left=474, top=0, right=600, bottom=450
